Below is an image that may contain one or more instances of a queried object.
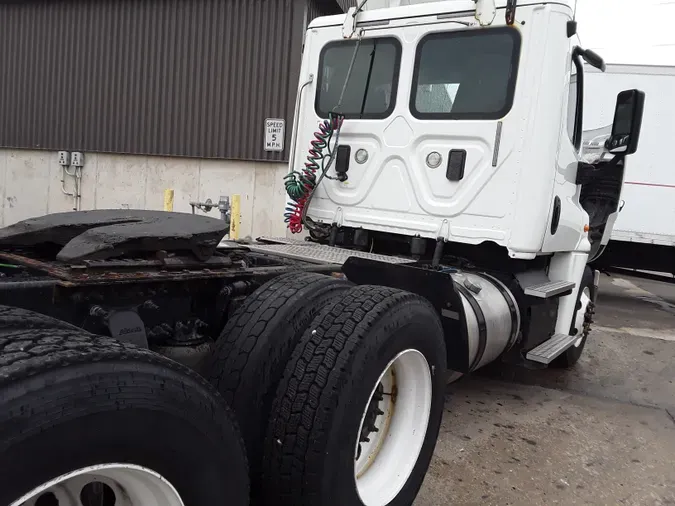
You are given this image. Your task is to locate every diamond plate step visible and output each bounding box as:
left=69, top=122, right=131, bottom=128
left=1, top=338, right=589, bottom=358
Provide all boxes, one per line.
left=526, top=333, right=579, bottom=364
left=245, top=243, right=414, bottom=266
left=256, top=236, right=316, bottom=246
left=523, top=280, right=575, bottom=298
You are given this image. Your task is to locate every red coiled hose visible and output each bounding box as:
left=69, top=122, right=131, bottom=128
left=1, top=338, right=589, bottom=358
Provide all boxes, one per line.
left=284, top=113, right=343, bottom=233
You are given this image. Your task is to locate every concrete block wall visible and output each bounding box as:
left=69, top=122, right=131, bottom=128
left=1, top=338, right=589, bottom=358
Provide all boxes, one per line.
left=0, top=149, right=290, bottom=239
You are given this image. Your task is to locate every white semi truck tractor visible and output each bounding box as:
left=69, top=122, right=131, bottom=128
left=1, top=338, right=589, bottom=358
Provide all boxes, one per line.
left=0, top=1, right=644, bottom=506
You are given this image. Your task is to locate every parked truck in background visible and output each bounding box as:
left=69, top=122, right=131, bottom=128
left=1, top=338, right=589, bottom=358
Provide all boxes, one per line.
left=0, top=1, right=646, bottom=505
left=583, top=63, right=675, bottom=275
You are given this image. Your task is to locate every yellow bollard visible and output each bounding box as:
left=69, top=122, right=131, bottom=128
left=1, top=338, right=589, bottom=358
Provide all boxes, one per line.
left=230, top=194, right=241, bottom=240
left=163, top=189, right=174, bottom=212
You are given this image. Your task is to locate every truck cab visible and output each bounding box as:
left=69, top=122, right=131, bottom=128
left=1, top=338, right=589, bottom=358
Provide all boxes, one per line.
left=295, top=0, right=616, bottom=255
left=284, top=0, right=644, bottom=366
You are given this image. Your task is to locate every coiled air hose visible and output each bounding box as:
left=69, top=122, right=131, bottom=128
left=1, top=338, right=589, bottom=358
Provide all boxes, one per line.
left=284, top=112, right=344, bottom=234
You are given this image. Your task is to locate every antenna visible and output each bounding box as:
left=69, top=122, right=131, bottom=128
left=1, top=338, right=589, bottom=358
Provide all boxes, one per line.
left=355, top=0, right=370, bottom=15
left=573, top=0, right=578, bottom=20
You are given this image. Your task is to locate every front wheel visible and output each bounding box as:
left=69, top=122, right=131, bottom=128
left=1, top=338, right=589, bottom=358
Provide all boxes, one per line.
left=551, top=266, right=596, bottom=368
left=263, top=285, right=447, bottom=506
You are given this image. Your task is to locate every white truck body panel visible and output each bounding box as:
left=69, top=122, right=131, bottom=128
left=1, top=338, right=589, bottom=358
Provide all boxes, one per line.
left=299, top=0, right=589, bottom=259
left=583, top=64, right=675, bottom=246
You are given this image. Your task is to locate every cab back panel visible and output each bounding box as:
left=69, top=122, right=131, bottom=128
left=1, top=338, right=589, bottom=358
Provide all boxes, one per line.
left=296, top=4, right=573, bottom=254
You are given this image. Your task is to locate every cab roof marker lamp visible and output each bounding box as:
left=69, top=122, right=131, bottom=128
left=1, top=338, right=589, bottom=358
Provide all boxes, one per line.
left=344, top=0, right=500, bottom=36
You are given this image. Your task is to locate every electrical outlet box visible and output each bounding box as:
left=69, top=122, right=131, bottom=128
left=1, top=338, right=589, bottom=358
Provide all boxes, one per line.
left=58, top=151, right=71, bottom=166
left=71, top=151, right=84, bottom=167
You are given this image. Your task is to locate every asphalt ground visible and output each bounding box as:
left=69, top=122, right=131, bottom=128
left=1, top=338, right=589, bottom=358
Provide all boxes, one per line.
left=416, top=273, right=675, bottom=506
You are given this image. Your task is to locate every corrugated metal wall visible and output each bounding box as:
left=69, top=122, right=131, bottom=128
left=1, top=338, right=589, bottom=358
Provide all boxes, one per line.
left=307, top=0, right=343, bottom=21
left=335, top=0, right=359, bottom=11
left=0, top=0, right=307, bottom=162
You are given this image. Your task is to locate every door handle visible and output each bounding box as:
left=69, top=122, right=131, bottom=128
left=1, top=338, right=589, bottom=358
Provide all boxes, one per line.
left=446, top=149, right=467, bottom=182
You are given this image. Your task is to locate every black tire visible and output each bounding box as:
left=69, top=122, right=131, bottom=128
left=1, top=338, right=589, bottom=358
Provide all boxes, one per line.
left=205, top=271, right=352, bottom=496
left=0, top=304, right=82, bottom=332
left=263, top=285, right=447, bottom=506
left=0, top=326, right=249, bottom=506
left=551, top=266, right=596, bottom=368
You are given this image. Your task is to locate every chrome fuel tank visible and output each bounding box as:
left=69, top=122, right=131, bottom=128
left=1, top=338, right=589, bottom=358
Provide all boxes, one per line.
left=449, top=272, right=520, bottom=372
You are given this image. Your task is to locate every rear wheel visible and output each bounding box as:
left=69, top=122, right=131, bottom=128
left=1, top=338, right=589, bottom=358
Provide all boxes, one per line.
left=264, top=285, right=447, bottom=506
left=205, top=272, right=351, bottom=497
left=0, top=322, right=249, bottom=506
left=0, top=305, right=81, bottom=331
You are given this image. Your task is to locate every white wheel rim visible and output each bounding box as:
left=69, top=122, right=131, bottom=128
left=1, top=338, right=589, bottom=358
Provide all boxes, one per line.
left=354, top=349, right=433, bottom=506
left=11, top=463, right=184, bottom=506
left=573, top=287, right=592, bottom=347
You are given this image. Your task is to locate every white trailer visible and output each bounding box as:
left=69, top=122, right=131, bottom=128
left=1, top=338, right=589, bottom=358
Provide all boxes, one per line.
left=583, top=64, right=675, bottom=274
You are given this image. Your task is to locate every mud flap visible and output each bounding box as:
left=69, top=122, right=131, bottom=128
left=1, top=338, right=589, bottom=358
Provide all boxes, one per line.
left=342, top=257, right=471, bottom=372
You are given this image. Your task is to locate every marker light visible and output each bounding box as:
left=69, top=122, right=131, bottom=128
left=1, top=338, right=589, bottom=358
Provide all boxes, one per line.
left=426, top=151, right=442, bottom=169
left=355, top=149, right=369, bottom=164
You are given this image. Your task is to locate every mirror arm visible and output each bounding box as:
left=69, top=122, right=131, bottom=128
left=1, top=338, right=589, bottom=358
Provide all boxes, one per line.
left=572, top=47, right=585, bottom=151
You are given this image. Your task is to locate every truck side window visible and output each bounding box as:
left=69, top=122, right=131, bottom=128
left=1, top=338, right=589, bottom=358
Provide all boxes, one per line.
left=410, top=27, right=521, bottom=120
left=315, top=37, right=402, bottom=120
left=567, top=73, right=578, bottom=147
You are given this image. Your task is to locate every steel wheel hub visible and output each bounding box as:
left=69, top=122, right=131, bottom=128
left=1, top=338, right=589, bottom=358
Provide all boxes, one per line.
left=354, top=349, right=433, bottom=506
left=11, top=464, right=184, bottom=506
